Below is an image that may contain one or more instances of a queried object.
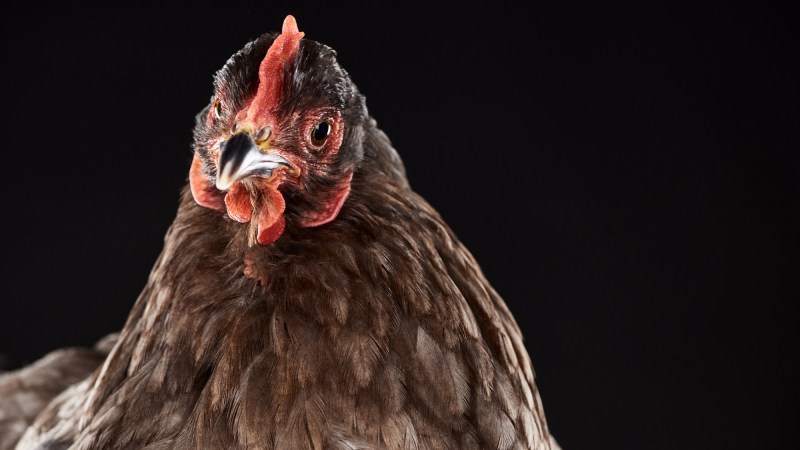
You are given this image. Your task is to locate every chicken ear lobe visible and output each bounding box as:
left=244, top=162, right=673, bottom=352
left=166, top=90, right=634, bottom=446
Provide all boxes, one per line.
left=189, top=154, right=225, bottom=212
left=297, top=171, right=353, bottom=228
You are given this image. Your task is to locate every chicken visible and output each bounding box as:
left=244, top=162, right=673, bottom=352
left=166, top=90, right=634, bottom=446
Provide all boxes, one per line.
left=3, top=16, right=558, bottom=449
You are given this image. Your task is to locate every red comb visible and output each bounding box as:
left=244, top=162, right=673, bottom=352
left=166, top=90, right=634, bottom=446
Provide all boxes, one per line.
left=246, top=15, right=305, bottom=122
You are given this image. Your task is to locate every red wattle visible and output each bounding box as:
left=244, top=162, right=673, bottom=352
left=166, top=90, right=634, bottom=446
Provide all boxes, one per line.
left=256, top=186, right=287, bottom=245
left=224, top=183, right=253, bottom=223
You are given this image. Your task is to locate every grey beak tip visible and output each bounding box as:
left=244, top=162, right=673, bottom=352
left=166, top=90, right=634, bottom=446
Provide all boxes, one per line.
left=215, top=179, right=231, bottom=191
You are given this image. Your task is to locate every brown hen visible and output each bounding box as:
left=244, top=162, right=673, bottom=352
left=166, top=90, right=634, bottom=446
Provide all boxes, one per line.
left=3, top=16, right=558, bottom=450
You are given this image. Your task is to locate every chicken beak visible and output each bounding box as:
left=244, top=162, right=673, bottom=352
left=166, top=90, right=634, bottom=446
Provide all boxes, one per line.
left=216, top=132, right=292, bottom=191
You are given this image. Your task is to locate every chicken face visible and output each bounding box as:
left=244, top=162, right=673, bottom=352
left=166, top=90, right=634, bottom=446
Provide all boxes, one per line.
left=190, top=16, right=367, bottom=245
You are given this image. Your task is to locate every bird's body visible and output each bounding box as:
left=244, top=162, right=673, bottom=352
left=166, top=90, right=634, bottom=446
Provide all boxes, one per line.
left=2, top=17, right=557, bottom=450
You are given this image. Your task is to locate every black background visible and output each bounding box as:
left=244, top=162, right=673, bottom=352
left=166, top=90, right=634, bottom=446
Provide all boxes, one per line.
left=1, top=2, right=797, bottom=449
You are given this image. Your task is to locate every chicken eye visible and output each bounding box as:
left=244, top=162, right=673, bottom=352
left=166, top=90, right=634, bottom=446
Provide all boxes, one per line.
left=310, top=120, right=331, bottom=147
left=213, top=98, right=222, bottom=119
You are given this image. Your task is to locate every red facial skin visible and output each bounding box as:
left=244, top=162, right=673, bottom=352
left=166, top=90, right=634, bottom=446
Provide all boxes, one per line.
left=189, top=16, right=353, bottom=246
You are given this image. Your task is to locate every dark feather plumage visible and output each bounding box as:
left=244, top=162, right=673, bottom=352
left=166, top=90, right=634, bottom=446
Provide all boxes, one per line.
left=4, top=24, right=557, bottom=450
